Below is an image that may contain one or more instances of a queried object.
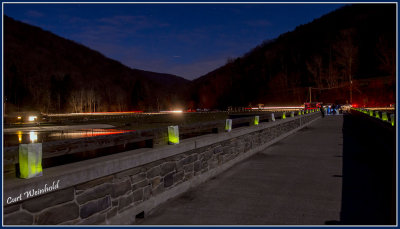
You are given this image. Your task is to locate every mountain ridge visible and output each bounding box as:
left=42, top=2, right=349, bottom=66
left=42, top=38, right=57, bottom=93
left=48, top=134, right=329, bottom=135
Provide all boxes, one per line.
left=4, top=15, right=190, bottom=113
left=4, top=4, right=396, bottom=113
left=191, top=4, right=396, bottom=108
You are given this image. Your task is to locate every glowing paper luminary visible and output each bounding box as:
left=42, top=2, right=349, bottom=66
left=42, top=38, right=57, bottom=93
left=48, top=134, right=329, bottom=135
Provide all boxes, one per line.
left=302, top=110, right=305, bottom=115
left=19, top=143, right=43, bottom=179
left=375, top=111, right=380, bottom=119
left=390, top=114, right=395, bottom=126
left=225, top=119, right=232, bottom=132
left=270, top=113, right=275, bottom=122
left=254, top=116, right=259, bottom=125
left=168, top=126, right=179, bottom=145
left=290, top=111, right=294, bottom=117
left=298, top=110, right=302, bottom=116
left=382, top=112, right=388, bottom=121
left=282, top=112, right=286, bottom=120
left=369, top=110, right=374, bottom=117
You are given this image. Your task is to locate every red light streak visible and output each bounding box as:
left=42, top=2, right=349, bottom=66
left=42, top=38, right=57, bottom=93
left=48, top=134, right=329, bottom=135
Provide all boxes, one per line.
left=251, top=106, right=304, bottom=110
left=81, top=129, right=135, bottom=137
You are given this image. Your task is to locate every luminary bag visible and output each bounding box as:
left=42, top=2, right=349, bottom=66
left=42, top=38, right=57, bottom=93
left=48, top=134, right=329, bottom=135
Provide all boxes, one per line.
left=254, top=116, right=259, bottom=125
left=225, top=119, right=232, bottom=132
left=168, top=126, right=179, bottom=145
left=19, top=143, right=43, bottom=179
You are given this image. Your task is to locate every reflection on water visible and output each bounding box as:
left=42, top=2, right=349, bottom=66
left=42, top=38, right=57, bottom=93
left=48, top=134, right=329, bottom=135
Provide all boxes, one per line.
left=30, top=131, right=38, bottom=143
left=17, top=131, right=22, bottom=143
left=4, top=129, right=134, bottom=147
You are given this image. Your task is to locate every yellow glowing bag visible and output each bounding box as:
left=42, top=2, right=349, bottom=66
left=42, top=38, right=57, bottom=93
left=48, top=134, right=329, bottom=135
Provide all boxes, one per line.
left=19, top=143, right=43, bottom=179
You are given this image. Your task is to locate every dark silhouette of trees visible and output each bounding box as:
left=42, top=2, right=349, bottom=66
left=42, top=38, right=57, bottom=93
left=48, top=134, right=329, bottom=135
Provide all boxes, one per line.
left=4, top=4, right=396, bottom=113
left=4, top=15, right=189, bottom=114
left=193, top=4, right=395, bottom=108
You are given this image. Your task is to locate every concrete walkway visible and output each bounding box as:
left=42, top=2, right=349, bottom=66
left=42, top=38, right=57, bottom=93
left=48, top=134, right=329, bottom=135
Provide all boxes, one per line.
left=139, top=114, right=395, bottom=225
left=140, top=115, right=344, bottom=225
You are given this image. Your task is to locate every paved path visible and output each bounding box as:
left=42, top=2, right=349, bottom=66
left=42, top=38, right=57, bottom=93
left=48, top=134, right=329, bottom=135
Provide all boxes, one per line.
left=139, top=115, right=395, bottom=225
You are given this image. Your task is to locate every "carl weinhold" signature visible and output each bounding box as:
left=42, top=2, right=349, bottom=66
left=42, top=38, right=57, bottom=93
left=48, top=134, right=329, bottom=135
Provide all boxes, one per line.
left=6, top=180, right=60, bottom=205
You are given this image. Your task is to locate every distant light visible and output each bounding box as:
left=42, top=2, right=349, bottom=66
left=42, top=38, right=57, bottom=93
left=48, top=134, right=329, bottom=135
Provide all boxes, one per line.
left=366, top=107, right=395, bottom=111
left=28, top=116, right=37, bottom=122
left=29, top=131, right=38, bottom=143
left=17, top=116, right=22, bottom=120
left=160, top=110, right=183, bottom=113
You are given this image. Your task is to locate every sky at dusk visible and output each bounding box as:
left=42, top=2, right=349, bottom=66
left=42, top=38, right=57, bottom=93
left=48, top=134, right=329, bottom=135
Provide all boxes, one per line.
left=4, top=3, right=346, bottom=80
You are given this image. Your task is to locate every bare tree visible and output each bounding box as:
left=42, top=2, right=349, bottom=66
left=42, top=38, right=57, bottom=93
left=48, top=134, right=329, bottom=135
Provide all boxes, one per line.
left=69, top=90, right=80, bottom=113
left=306, top=55, right=323, bottom=88
left=334, top=29, right=359, bottom=103
left=376, top=35, right=395, bottom=77
left=86, top=88, right=96, bottom=112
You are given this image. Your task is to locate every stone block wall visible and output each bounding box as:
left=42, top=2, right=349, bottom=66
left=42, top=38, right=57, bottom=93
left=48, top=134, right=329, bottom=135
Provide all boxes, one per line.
left=4, top=113, right=320, bottom=225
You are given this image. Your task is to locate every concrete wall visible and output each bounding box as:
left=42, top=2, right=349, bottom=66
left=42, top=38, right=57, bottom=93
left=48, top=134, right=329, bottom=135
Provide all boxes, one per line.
left=3, top=112, right=320, bottom=225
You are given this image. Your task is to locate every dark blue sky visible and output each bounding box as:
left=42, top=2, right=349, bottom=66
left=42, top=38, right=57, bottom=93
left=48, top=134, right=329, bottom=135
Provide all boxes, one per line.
left=4, top=3, right=346, bottom=80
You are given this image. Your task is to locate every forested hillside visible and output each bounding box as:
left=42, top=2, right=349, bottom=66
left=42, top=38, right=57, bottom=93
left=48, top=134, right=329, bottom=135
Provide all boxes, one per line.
left=4, top=15, right=191, bottom=113
left=4, top=4, right=396, bottom=114
left=192, top=4, right=396, bottom=108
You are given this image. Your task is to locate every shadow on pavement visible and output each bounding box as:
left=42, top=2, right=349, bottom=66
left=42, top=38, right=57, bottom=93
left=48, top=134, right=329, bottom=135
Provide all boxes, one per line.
left=326, top=113, right=396, bottom=225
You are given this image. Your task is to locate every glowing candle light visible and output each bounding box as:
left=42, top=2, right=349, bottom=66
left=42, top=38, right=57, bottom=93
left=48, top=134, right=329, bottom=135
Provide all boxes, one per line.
left=382, top=112, right=388, bottom=121
left=168, top=126, right=179, bottom=145
left=225, top=119, right=232, bottom=132
left=19, top=143, right=43, bottom=179
left=254, top=116, right=259, bottom=125
left=390, top=114, right=395, bottom=126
